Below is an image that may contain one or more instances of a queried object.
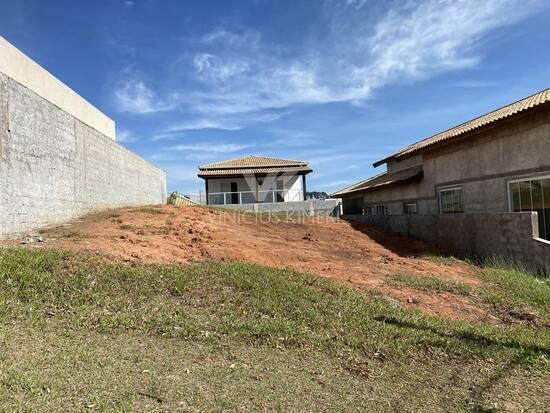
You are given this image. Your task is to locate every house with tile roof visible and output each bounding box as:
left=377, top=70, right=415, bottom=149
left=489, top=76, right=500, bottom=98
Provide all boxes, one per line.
left=332, top=88, right=550, bottom=243
left=198, top=155, right=312, bottom=205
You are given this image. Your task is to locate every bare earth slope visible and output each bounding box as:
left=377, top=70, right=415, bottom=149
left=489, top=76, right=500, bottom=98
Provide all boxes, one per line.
left=33, top=205, right=491, bottom=321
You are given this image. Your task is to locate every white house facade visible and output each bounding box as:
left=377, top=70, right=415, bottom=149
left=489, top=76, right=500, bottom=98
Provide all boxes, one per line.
left=198, top=155, right=312, bottom=206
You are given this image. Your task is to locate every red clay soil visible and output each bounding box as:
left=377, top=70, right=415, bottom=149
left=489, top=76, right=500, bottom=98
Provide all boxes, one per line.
left=29, top=205, right=489, bottom=321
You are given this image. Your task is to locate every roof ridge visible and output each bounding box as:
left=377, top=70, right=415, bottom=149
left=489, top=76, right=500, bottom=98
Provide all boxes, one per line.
left=409, top=87, right=550, bottom=147
left=373, top=87, right=550, bottom=167
left=199, top=154, right=309, bottom=170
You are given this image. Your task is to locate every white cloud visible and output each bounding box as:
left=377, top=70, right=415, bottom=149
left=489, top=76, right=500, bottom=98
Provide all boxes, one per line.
left=176, top=0, right=544, bottom=117
left=167, top=119, right=243, bottom=132
left=117, top=129, right=137, bottom=143
left=193, top=53, right=251, bottom=81
left=113, top=0, right=545, bottom=123
left=169, top=143, right=250, bottom=153
left=157, top=111, right=287, bottom=139
left=202, top=29, right=261, bottom=48
left=124, top=1, right=134, bottom=8
left=345, top=0, right=369, bottom=10
left=113, top=78, right=172, bottom=114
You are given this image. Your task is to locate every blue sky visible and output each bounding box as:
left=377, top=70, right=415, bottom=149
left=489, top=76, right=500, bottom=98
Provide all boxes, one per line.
left=2, top=0, right=550, bottom=195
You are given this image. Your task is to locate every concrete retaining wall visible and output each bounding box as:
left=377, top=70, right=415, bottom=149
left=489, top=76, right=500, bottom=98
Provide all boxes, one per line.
left=216, top=199, right=341, bottom=217
left=345, top=212, right=550, bottom=274
left=0, top=72, right=167, bottom=238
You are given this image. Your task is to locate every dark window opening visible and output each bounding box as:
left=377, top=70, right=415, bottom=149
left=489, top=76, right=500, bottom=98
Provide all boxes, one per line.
left=404, top=203, right=417, bottom=215
left=440, top=188, right=464, bottom=214
left=510, top=178, right=550, bottom=240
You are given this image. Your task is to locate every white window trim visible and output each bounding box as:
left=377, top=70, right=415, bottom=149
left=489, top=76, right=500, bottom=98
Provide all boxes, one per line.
left=405, top=203, right=417, bottom=214
left=507, top=174, right=550, bottom=212
left=438, top=186, right=463, bottom=214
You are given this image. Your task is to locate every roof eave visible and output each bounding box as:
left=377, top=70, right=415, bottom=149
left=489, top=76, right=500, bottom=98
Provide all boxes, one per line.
left=372, top=90, right=550, bottom=166
left=332, top=170, right=423, bottom=197
left=198, top=169, right=313, bottom=179
left=199, top=162, right=309, bottom=170
left=372, top=157, right=392, bottom=168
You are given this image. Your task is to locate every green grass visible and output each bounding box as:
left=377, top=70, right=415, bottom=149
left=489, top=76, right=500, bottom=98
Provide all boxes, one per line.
left=0, top=249, right=549, bottom=412
left=386, top=264, right=550, bottom=328
left=478, top=266, right=550, bottom=322
left=386, top=273, right=472, bottom=296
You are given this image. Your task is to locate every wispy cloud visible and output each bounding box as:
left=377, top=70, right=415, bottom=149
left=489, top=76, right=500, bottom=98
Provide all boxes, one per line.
left=113, top=78, right=173, bottom=114
left=169, top=143, right=250, bottom=153
left=201, top=28, right=261, bottom=47
left=117, top=128, right=137, bottom=143
left=112, top=0, right=545, bottom=124
left=165, top=119, right=243, bottom=132
left=158, top=111, right=287, bottom=139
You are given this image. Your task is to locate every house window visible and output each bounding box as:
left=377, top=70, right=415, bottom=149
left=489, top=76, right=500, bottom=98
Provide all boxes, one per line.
left=509, top=176, right=550, bottom=240
left=363, top=206, right=373, bottom=216
left=376, top=205, right=387, bottom=215
left=404, top=203, right=417, bottom=215
left=439, top=187, right=464, bottom=214
left=275, top=179, right=284, bottom=202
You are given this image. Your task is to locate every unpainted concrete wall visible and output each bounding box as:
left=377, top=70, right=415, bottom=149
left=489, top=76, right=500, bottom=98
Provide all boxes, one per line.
left=356, top=106, right=550, bottom=215
left=345, top=212, right=550, bottom=274
left=0, top=73, right=167, bottom=238
left=0, top=36, right=115, bottom=140
left=216, top=199, right=341, bottom=217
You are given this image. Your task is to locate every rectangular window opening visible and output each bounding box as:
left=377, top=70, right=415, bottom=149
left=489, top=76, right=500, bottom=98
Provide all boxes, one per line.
left=439, top=187, right=464, bottom=214
left=404, top=203, right=417, bottom=215
left=509, top=176, right=550, bottom=240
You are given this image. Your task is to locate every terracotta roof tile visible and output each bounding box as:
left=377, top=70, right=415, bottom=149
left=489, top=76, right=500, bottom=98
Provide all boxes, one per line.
left=200, top=155, right=308, bottom=169
left=374, top=88, right=550, bottom=166
left=198, top=155, right=312, bottom=178
left=198, top=165, right=312, bottom=177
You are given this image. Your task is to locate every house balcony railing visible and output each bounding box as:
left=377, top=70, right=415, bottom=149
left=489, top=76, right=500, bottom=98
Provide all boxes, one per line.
left=208, top=189, right=304, bottom=205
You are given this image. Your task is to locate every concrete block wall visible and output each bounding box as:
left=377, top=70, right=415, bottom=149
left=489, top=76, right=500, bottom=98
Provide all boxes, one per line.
left=0, top=73, right=167, bottom=238
left=345, top=212, right=550, bottom=274
left=215, top=199, right=341, bottom=217
left=357, top=107, right=550, bottom=215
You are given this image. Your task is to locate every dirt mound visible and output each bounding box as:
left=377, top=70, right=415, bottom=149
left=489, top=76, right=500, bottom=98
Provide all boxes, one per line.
left=35, top=205, right=485, bottom=320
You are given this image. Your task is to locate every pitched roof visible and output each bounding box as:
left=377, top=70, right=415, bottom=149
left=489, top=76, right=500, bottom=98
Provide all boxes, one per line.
left=200, top=155, right=308, bottom=169
left=198, top=155, right=312, bottom=178
left=331, top=165, right=423, bottom=197
left=373, top=88, right=550, bottom=167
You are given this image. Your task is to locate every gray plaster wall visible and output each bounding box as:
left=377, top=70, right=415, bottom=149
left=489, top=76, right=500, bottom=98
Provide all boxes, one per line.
left=214, top=199, right=341, bottom=217
left=345, top=212, right=550, bottom=274
left=0, top=73, right=167, bottom=238
left=354, top=106, right=550, bottom=215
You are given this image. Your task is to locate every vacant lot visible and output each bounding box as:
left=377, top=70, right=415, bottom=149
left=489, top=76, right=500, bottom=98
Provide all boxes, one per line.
left=43, top=206, right=483, bottom=320
left=1, top=206, right=549, bottom=412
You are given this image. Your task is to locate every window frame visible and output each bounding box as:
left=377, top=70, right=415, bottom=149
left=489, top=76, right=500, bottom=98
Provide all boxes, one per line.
left=507, top=174, right=550, bottom=212
left=404, top=203, right=417, bottom=215
left=507, top=174, right=550, bottom=240
left=438, top=186, right=464, bottom=214
left=375, top=205, right=387, bottom=215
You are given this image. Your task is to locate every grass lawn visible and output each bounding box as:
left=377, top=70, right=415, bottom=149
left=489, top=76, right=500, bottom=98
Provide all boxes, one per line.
left=0, top=249, right=549, bottom=412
